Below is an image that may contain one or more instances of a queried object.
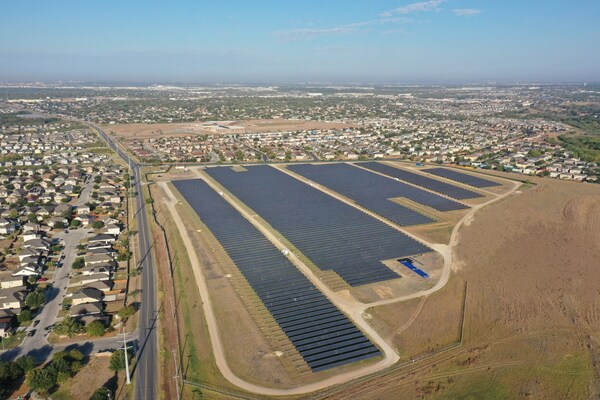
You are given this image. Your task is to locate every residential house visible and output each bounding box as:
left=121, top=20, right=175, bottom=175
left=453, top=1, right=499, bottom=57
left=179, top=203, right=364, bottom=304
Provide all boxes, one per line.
left=71, top=287, right=103, bottom=306
left=0, top=286, right=27, bottom=311
left=0, top=276, right=25, bottom=289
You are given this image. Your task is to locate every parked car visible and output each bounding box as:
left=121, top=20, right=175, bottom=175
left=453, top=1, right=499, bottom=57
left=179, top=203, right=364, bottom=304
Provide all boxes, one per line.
left=33, top=320, right=40, bottom=327
left=28, top=329, right=36, bottom=337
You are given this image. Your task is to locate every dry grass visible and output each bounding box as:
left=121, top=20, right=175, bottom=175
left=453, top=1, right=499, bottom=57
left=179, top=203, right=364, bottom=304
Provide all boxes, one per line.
left=103, top=119, right=355, bottom=139
left=325, top=177, right=600, bottom=399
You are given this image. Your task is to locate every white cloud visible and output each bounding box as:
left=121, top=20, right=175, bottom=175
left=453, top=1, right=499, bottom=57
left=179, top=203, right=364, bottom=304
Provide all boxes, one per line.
left=380, top=0, right=445, bottom=17
left=452, top=8, right=482, bottom=16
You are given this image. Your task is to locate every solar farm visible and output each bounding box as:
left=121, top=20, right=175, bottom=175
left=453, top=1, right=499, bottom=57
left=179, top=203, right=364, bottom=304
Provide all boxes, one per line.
left=360, top=162, right=484, bottom=200
left=162, top=161, right=512, bottom=384
left=204, top=165, right=431, bottom=287
left=425, top=167, right=502, bottom=188
left=173, top=179, right=382, bottom=371
left=288, top=163, right=468, bottom=222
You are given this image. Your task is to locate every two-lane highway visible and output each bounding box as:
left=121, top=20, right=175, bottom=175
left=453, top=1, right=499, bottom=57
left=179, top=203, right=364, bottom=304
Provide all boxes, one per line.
left=93, top=124, right=158, bottom=400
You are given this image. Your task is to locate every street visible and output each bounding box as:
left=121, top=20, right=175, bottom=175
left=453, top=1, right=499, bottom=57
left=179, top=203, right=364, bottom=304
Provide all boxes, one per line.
left=94, top=124, right=158, bottom=400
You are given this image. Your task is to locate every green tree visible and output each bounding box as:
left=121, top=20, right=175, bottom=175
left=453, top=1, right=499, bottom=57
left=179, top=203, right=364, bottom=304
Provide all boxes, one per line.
left=27, top=368, right=57, bottom=394
left=72, top=257, right=85, bottom=270
left=15, top=356, right=36, bottom=373
left=86, top=320, right=106, bottom=337
left=68, top=349, right=84, bottom=362
left=17, top=309, right=34, bottom=324
left=25, top=290, right=46, bottom=310
left=53, top=316, right=84, bottom=338
left=117, top=305, right=136, bottom=322
left=89, top=387, right=111, bottom=400
left=109, top=349, right=133, bottom=372
left=70, top=219, right=81, bottom=228
left=54, top=221, right=66, bottom=229
left=92, top=220, right=105, bottom=229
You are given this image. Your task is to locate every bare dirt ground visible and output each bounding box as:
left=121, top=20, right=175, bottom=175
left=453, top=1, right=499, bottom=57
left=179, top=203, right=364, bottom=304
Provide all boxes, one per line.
left=326, top=177, right=600, bottom=399
left=101, top=123, right=213, bottom=138
left=102, top=119, right=354, bottom=139
left=53, top=357, right=117, bottom=400
left=242, top=119, right=355, bottom=133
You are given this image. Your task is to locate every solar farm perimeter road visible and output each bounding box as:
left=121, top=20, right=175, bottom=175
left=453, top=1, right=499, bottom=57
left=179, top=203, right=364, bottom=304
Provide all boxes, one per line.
left=204, top=165, right=431, bottom=287
left=94, top=124, right=158, bottom=400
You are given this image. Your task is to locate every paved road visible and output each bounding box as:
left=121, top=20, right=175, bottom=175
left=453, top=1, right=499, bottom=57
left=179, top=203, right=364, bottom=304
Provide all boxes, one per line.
left=76, top=173, right=95, bottom=207
left=93, top=124, right=158, bottom=400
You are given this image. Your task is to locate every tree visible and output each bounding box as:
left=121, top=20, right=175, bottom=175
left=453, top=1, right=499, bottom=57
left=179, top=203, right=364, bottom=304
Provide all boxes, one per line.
left=17, top=309, right=34, bottom=324
left=109, top=349, right=133, bottom=372
left=90, top=387, right=111, bottom=400
left=70, top=219, right=81, bottom=228
left=27, top=368, right=57, bottom=394
left=25, top=290, right=46, bottom=310
left=15, top=356, right=36, bottom=373
left=92, top=220, right=105, bottom=229
left=117, top=305, right=136, bottom=322
left=86, top=320, right=106, bottom=337
left=0, top=361, right=23, bottom=382
left=72, top=257, right=85, bottom=270
left=54, top=221, right=66, bottom=229
left=53, top=316, right=84, bottom=338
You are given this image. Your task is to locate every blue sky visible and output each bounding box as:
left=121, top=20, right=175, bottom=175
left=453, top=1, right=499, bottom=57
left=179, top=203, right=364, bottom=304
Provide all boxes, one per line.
left=1, top=0, right=599, bottom=83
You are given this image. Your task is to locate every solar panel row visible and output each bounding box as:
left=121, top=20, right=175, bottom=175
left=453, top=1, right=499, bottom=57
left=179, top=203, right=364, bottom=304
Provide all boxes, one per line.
left=288, top=164, right=468, bottom=225
left=173, top=178, right=381, bottom=372
left=360, top=162, right=483, bottom=200
left=205, top=165, right=431, bottom=286
left=425, top=168, right=502, bottom=188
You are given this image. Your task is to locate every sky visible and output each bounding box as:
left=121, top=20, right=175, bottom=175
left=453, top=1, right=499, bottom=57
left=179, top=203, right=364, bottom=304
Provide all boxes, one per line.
left=1, top=0, right=599, bottom=84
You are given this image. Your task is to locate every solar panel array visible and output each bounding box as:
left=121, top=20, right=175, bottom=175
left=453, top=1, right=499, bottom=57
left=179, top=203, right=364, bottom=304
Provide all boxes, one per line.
left=360, top=162, right=483, bottom=200
left=425, top=168, right=502, bottom=188
left=288, top=164, right=468, bottom=225
left=205, top=165, right=431, bottom=286
left=173, top=179, right=381, bottom=372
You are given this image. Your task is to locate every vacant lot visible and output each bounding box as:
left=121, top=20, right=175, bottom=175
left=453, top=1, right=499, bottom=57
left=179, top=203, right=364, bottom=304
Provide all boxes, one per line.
left=242, top=119, right=355, bottom=133
left=326, top=176, right=600, bottom=399
left=103, top=119, right=355, bottom=139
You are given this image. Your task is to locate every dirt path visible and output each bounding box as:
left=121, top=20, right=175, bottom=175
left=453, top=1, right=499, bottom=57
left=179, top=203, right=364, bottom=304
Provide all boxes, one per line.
left=156, top=167, right=521, bottom=396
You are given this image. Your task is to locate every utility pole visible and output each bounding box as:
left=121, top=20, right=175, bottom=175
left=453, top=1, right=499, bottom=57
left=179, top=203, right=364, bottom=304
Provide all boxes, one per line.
left=172, top=349, right=181, bottom=400
left=118, top=329, right=133, bottom=385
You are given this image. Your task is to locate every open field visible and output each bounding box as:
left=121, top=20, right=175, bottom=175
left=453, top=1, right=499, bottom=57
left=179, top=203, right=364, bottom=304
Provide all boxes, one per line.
left=241, top=119, right=354, bottom=133
left=324, top=176, right=600, bottom=399
left=151, top=160, right=600, bottom=399
left=102, top=119, right=355, bottom=139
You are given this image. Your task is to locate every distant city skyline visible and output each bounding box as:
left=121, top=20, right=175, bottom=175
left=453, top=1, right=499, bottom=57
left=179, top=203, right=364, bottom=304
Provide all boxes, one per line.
left=1, top=0, right=599, bottom=83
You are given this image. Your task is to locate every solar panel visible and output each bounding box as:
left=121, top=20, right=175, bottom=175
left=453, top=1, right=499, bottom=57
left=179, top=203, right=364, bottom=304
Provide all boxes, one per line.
left=425, top=167, right=502, bottom=188
left=205, top=165, right=432, bottom=287
left=360, top=162, right=484, bottom=200
left=288, top=163, right=467, bottom=217
left=173, top=178, right=381, bottom=372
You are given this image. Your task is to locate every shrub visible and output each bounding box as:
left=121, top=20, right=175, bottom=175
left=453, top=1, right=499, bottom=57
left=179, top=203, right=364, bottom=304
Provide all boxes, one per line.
left=86, top=321, right=106, bottom=337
